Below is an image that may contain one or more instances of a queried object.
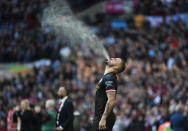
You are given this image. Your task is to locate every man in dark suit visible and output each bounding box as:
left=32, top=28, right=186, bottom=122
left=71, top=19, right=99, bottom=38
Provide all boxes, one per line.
left=56, top=86, right=74, bottom=131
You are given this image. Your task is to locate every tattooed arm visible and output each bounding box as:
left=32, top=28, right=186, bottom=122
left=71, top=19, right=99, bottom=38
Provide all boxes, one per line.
left=99, top=91, right=116, bottom=130
left=102, top=91, right=116, bottom=120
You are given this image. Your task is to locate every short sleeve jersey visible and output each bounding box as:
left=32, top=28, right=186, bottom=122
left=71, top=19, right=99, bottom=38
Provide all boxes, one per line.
left=94, top=72, right=117, bottom=118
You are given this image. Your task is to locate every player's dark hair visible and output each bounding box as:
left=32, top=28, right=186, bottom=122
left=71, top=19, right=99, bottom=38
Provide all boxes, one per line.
left=117, top=59, right=125, bottom=73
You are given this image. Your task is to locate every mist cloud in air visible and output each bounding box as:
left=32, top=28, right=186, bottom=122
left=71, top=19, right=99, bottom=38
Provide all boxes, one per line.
left=41, top=0, right=110, bottom=60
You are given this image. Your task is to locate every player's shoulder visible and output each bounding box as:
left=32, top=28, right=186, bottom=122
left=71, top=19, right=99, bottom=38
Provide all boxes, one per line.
left=104, top=72, right=117, bottom=81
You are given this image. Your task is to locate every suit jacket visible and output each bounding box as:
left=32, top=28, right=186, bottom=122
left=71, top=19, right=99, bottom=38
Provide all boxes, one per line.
left=33, top=112, right=43, bottom=131
left=170, top=112, right=186, bottom=131
left=13, top=110, right=35, bottom=131
left=56, top=97, right=74, bottom=131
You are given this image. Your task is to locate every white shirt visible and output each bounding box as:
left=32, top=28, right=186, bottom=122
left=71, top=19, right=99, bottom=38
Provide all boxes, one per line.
left=57, top=96, right=68, bottom=126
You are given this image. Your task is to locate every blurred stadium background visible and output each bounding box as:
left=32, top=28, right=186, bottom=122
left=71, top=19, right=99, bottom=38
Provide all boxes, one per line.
left=0, top=0, right=188, bottom=131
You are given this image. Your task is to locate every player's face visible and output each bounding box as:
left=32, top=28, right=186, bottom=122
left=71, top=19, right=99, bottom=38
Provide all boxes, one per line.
left=107, top=58, right=122, bottom=67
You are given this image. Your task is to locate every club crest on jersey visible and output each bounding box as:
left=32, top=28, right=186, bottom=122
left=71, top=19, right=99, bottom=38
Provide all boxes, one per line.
left=96, top=85, right=100, bottom=90
left=96, top=79, right=102, bottom=90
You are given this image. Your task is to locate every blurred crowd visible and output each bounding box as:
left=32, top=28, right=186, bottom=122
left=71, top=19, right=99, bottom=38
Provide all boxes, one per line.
left=133, top=0, right=188, bottom=15
left=1, top=0, right=188, bottom=131
left=69, top=0, right=188, bottom=15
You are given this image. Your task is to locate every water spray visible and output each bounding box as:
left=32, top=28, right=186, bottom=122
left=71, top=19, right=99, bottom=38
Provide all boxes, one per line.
left=41, top=0, right=110, bottom=60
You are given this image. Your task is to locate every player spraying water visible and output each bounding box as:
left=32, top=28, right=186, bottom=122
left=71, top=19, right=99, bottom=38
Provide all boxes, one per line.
left=92, top=58, right=125, bottom=131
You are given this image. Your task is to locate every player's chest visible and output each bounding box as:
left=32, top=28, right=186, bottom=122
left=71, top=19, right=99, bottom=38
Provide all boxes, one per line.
left=96, top=78, right=104, bottom=91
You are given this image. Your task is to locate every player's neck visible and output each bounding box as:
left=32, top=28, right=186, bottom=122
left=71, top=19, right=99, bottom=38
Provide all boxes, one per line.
left=104, top=66, right=115, bottom=75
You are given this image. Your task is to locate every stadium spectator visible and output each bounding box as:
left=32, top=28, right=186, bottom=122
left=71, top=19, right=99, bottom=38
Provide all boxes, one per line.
left=7, top=105, right=19, bottom=131
left=0, top=120, right=6, bottom=131
left=33, top=105, right=43, bottom=131
left=41, top=99, right=56, bottom=131
left=13, top=100, right=35, bottom=131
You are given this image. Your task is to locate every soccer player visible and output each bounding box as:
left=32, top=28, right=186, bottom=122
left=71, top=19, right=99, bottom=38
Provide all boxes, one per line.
left=93, top=58, right=126, bottom=131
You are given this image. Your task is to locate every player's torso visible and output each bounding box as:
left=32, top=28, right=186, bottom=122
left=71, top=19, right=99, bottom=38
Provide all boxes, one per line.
left=95, top=76, right=107, bottom=117
left=94, top=73, right=117, bottom=117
